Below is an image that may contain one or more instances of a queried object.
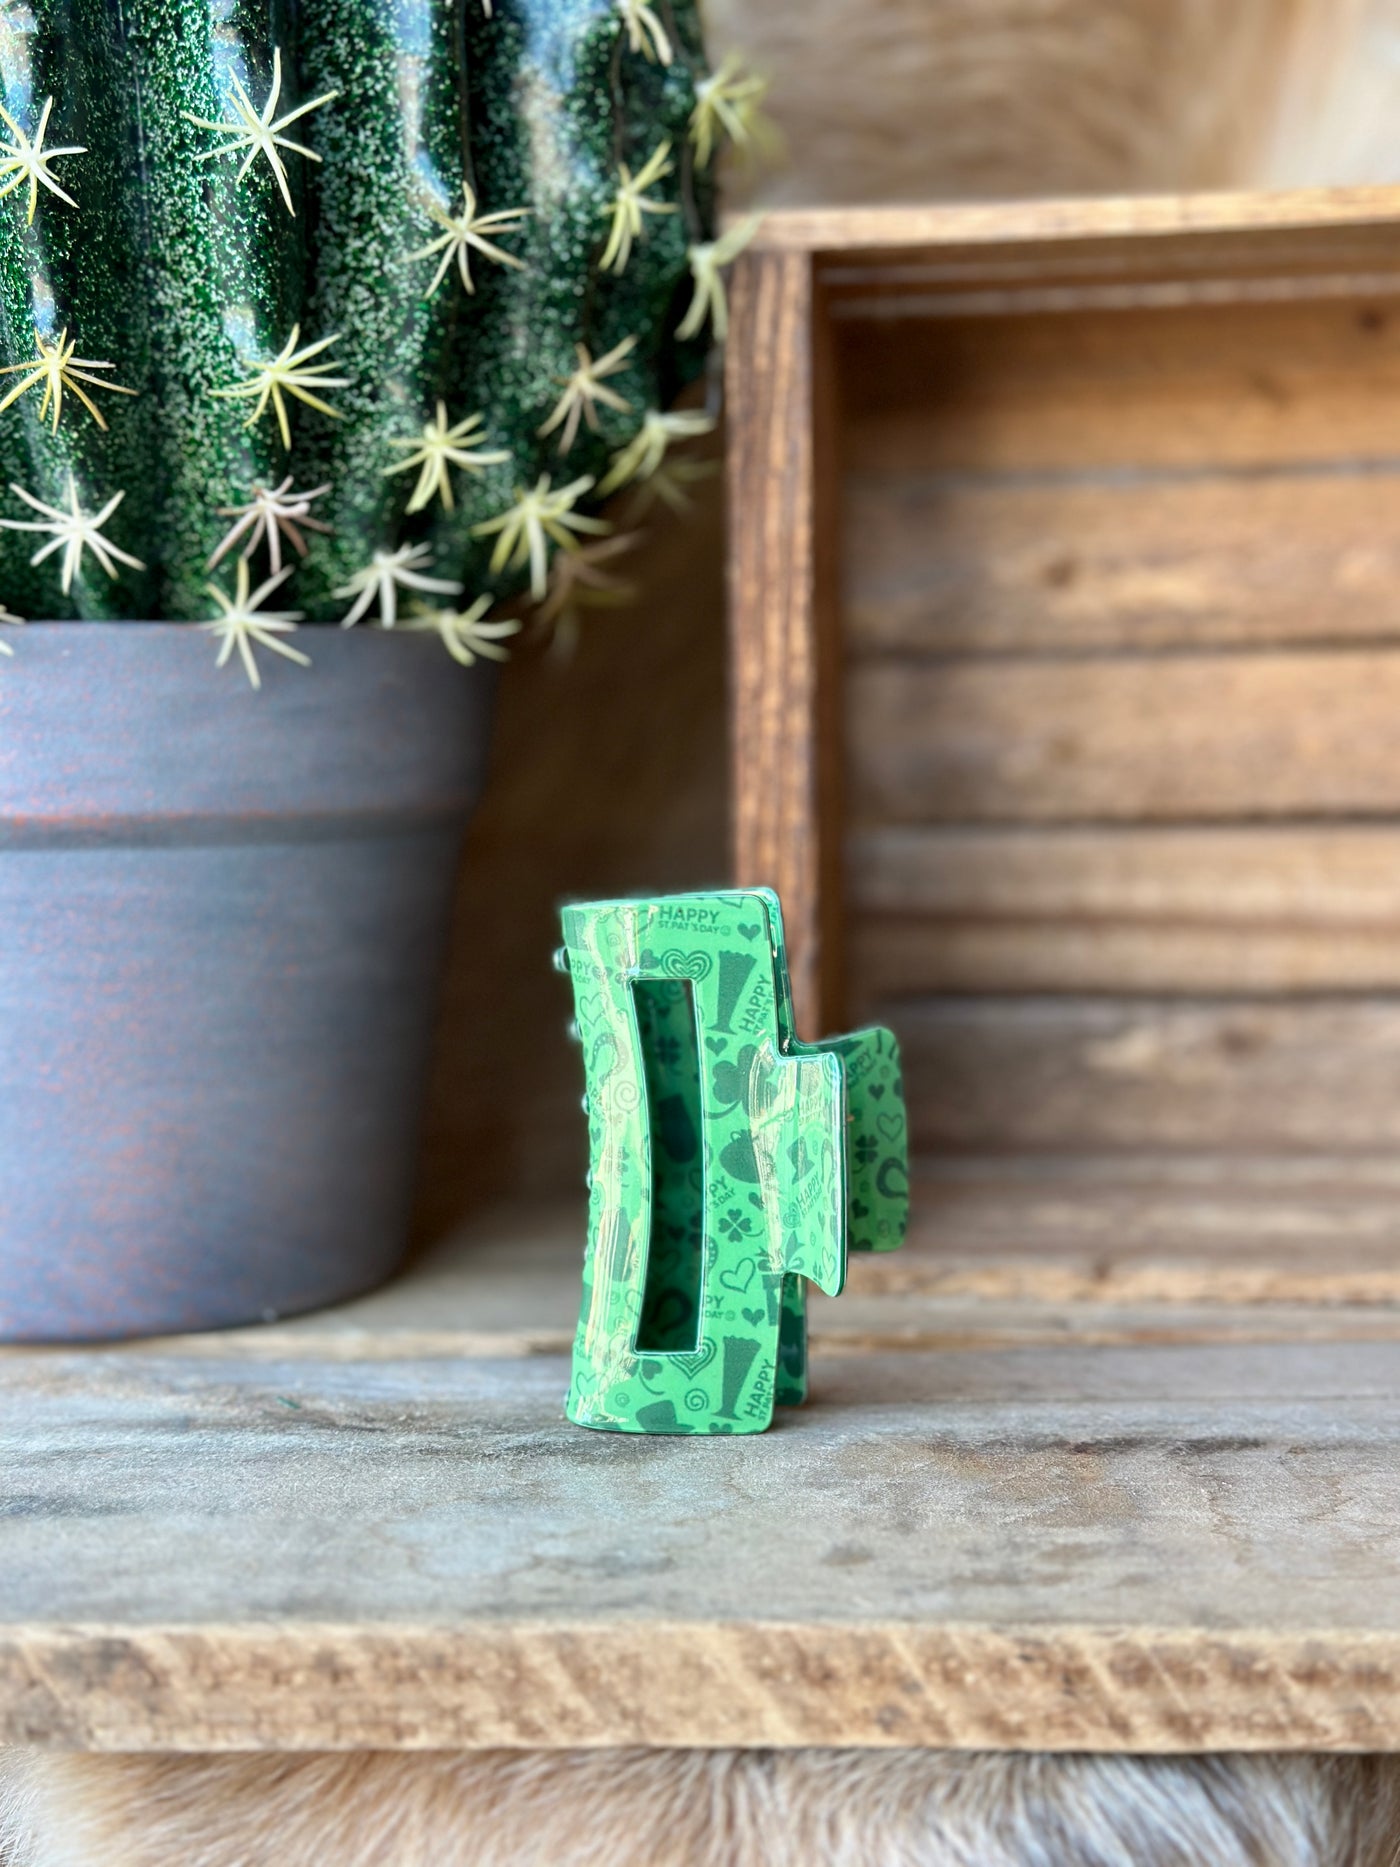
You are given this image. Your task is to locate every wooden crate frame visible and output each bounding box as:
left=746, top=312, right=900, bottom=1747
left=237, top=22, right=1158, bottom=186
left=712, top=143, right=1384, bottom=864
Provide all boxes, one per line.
left=726, top=185, right=1400, bottom=1039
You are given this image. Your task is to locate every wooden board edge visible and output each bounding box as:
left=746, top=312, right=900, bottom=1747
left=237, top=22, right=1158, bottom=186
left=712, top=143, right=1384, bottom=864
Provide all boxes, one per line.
left=735, top=185, right=1400, bottom=257
left=726, top=248, right=845, bottom=1035
left=7, top=1621, right=1400, bottom=1752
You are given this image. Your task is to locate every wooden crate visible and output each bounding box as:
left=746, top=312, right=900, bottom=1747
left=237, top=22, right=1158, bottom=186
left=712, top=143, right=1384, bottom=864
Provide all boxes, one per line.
left=728, top=188, right=1400, bottom=1221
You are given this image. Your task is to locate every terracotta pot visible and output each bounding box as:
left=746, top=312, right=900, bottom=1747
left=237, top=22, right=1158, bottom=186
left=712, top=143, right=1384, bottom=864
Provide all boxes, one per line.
left=0, top=624, right=492, bottom=1341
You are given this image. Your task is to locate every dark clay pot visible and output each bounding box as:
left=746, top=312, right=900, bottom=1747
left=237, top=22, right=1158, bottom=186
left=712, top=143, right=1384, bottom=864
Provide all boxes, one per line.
left=0, top=625, right=493, bottom=1341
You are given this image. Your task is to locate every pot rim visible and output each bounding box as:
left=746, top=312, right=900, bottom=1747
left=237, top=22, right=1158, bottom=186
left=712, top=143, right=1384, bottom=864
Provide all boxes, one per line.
left=0, top=619, right=495, bottom=827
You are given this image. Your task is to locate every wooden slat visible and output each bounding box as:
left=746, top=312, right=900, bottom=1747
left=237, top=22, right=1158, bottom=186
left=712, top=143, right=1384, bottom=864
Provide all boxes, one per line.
left=847, top=826, right=1400, bottom=994
left=856, top=917, right=1400, bottom=996
left=17, top=1618, right=1400, bottom=1752
left=890, top=996, right=1400, bottom=1152
left=746, top=188, right=1400, bottom=259
left=15, top=1335, right=1400, bottom=1749
left=14, top=1619, right=1400, bottom=1753
left=848, top=1155, right=1400, bottom=1307
left=823, top=1302, right=1400, bottom=1350
left=727, top=249, right=845, bottom=1035
left=844, top=470, right=1400, bottom=654
left=853, top=821, right=1400, bottom=918
left=839, top=296, right=1400, bottom=477
left=849, top=652, right=1400, bottom=824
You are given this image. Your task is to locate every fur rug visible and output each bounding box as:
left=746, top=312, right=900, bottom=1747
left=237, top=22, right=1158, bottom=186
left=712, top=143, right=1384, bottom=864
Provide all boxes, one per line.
left=5, top=1748, right=1400, bottom=1867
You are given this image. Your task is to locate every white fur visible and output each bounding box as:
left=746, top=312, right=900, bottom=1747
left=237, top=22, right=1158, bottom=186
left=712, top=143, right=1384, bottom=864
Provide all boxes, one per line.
left=5, top=1748, right=1400, bottom=1867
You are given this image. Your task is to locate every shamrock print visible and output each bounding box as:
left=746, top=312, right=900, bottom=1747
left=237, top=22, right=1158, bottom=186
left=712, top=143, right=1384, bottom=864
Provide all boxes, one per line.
left=711, top=1043, right=760, bottom=1114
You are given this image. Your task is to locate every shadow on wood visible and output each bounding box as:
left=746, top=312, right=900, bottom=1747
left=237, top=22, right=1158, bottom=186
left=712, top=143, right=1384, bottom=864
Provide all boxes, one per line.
left=414, top=482, right=728, bottom=1236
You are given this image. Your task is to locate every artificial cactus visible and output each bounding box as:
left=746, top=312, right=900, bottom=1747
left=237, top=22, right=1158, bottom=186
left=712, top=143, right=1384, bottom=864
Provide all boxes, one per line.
left=0, top=0, right=757, bottom=680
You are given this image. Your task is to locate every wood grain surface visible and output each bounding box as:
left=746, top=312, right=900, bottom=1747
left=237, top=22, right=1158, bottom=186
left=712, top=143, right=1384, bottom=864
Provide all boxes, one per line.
left=892, top=997, right=1400, bottom=1152
left=844, top=469, right=1400, bottom=655
left=848, top=652, right=1400, bottom=825
left=838, top=297, right=1400, bottom=476
left=886, top=1155, right=1400, bottom=1307
left=848, top=826, right=1400, bottom=994
left=10, top=1621, right=1400, bottom=1753
left=727, top=249, right=845, bottom=1035
left=744, top=186, right=1400, bottom=257
left=8, top=1187, right=1400, bottom=1753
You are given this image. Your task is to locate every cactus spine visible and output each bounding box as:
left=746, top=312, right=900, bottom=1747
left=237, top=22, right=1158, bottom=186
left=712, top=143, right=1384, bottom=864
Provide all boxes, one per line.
left=0, top=0, right=736, bottom=674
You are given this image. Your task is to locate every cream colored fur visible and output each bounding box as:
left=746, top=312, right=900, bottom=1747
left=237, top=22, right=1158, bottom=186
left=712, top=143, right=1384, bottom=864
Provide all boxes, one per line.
left=5, top=1748, right=1400, bottom=1867
left=13, top=6, right=1400, bottom=1864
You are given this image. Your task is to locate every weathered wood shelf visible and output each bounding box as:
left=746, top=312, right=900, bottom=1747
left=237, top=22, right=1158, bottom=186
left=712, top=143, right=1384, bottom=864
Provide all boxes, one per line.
left=7, top=1178, right=1400, bottom=1754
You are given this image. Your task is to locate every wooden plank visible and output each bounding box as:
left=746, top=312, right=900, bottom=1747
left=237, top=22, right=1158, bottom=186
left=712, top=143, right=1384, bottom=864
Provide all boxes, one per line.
left=891, top=996, right=1400, bottom=1152
left=745, top=188, right=1400, bottom=259
left=727, top=248, right=844, bottom=1035
left=844, top=470, right=1400, bottom=655
left=847, top=827, right=1400, bottom=994
left=848, top=652, right=1400, bottom=824
left=851, top=828, right=1400, bottom=924
left=11, top=1205, right=1400, bottom=1749
left=854, top=916, right=1400, bottom=995
left=821, top=1299, right=1400, bottom=1349
left=849, top=1155, right=1400, bottom=1307
left=752, top=195, right=1400, bottom=321
left=838, top=297, right=1400, bottom=477
left=15, top=1620, right=1400, bottom=1753
left=13, top=1338, right=1400, bottom=1749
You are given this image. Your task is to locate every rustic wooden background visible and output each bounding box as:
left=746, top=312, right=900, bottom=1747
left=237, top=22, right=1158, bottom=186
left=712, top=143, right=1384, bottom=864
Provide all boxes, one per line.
left=835, top=271, right=1400, bottom=1159
left=413, top=0, right=1400, bottom=1238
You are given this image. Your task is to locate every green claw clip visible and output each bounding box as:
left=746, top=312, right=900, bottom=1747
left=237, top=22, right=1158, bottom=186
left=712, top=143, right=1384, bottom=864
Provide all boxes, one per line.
left=556, top=888, right=909, bottom=1435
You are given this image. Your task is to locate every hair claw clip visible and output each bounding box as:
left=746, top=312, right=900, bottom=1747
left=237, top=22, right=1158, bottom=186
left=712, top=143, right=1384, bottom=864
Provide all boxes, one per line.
left=557, top=887, right=909, bottom=1434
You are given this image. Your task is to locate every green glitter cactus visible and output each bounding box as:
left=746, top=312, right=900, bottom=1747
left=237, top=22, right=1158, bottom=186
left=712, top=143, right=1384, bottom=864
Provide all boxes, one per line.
left=0, top=0, right=761, bottom=682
